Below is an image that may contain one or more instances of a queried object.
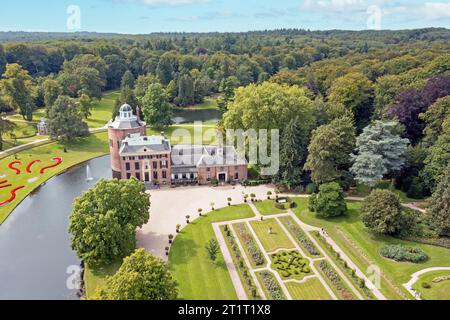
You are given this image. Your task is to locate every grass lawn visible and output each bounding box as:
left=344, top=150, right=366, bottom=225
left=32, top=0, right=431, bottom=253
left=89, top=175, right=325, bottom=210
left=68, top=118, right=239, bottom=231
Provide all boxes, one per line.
left=286, top=277, right=333, bottom=300
left=292, top=198, right=450, bottom=300
left=85, top=91, right=120, bottom=128
left=84, top=260, right=123, bottom=298
left=253, top=200, right=287, bottom=215
left=249, top=219, right=295, bottom=252
left=169, top=204, right=254, bottom=300
left=0, top=131, right=110, bottom=225
left=412, top=270, right=450, bottom=300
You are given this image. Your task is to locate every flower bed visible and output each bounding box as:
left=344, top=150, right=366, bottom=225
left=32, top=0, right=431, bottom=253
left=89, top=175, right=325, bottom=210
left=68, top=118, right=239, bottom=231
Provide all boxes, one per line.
left=279, top=216, right=320, bottom=257
left=317, top=260, right=356, bottom=300
left=234, top=223, right=265, bottom=266
left=312, top=231, right=375, bottom=299
left=221, top=225, right=260, bottom=299
left=257, top=271, right=286, bottom=300
left=380, top=244, right=428, bottom=263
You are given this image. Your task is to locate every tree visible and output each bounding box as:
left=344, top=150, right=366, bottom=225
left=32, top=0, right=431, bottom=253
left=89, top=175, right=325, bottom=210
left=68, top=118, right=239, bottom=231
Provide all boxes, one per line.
left=47, top=96, right=89, bottom=142
left=223, top=82, right=314, bottom=132
left=327, top=72, right=374, bottom=131
left=69, top=178, right=150, bottom=267
left=420, top=96, right=450, bottom=146
left=121, top=70, right=135, bottom=89
left=104, top=54, right=127, bottom=90
left=361, top=189, right=403, bottom=235
left=177, top=73, right=194, bottom=106
left=0, top=114, right=16, bottom=151
left=429, top=163, right=450, bottom=237
left=304, top=116, right=356, bottom=185
left=205, top=239, right=220, bottom=263
left=217, top=76, right=239, bottom=111
left=142, top=83, right=173, bottom=130
left=156, top=53, right=174, bottom=85
left=351, top=121, right=409, bottom=188
left=386, top=88, right=427, bottom=144
left=0, top=63, right=35, bottom=121
left=277, top=116, right=307, bottom=188
left=97, top=249, right=178, bottom=300
left=42, top=79, right=62, bottom=107
left=0, top=44, right=6, bottom=75
left=77, top=93, right=92, bottom=119
left=309, top=182, right=347, bottom=218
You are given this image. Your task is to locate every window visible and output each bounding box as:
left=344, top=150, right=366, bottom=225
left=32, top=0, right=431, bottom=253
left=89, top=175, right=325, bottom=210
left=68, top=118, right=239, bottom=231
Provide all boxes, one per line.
left=153, top=162, right=158, bottom=169
left=125, top=163, right=131, bottom=171
left=136, top=172, right=141, bottom=180
left=117, top=141, right=120, bottom=149
left=153, top=171, right=158, bottom=180
left=235, top=172, right=239, bottom=180
left=135, top=162, right=140, bottom=170
left=162, top=171, right=167, bottom=179
left=126, top=173, right=131, bottom=179
left=206, top=168, right=211, bottom=172
left=145, top=172, right=150, bottom=182
left=161, top=160, right=167, bottom=168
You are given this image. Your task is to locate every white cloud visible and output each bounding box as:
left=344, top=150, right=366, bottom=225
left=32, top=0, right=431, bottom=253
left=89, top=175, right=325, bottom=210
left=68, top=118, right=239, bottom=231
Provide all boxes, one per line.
left=423, top=2, right=450, bottom=19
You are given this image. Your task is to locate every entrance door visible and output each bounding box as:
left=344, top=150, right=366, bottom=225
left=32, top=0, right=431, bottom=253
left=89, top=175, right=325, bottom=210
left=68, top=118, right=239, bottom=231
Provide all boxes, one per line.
left=218, top=173, right=226, bottom=182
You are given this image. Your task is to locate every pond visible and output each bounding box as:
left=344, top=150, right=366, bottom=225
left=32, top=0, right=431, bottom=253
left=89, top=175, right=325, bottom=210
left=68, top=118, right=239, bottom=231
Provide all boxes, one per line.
left=0, top=156, right=111, bottom=300
left=172, top=108, right=223, bottom=124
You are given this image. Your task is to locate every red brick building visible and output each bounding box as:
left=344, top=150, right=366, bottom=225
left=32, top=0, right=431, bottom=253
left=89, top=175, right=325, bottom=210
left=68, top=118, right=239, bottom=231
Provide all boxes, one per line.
left=108, top=104, right=248, bottom=186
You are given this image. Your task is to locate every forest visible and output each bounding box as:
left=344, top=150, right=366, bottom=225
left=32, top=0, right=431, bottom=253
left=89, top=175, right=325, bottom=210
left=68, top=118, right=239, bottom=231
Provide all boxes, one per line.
left=0, top=27, right=449, bottom=207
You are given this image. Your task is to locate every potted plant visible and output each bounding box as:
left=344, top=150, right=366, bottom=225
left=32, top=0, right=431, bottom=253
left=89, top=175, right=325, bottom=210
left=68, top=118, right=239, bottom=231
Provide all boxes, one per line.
left=227, top=197, right=232, bottom=206
left=176, top=224, right=181, bottom=233
left=186, top=215, right=191, bottom=224
left=267, top=191, right=273, bottom=200
left=210, top=202, right=215, bottom=211
left=250, top=193, right=256, bottom=202
left=198, top=208, right=203, bottom=217
left=168, top=234, right=174, bottom=244
left=243, top=194, right=249, bottom=203
left=165, top=247, right=170, bottom=256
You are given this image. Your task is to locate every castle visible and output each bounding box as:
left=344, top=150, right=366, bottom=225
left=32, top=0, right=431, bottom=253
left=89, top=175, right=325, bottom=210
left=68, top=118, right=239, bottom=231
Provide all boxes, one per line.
left=107, top=104, right=248, bottom=186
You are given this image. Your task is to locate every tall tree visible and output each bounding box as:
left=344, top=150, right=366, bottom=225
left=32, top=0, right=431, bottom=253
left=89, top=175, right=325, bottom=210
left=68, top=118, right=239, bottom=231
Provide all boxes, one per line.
left=47, top=96, right=89, bottom=142
left=156, top=53, right=174, bottom=85
left=217, top=76, right=239, bottom=112
left=277, top=116, right=307, bottom=188
left=97, top=249, right=178, bottom=300
left=142, top=83, right=173, bottom=130
left=77, top=93, right=92, bottom=119
left=177, top=73, right=194, bottom=106
left=429, top=163, right=450, bottom=237
left=121, top=70, right=135, bottom=89
left=0, top=114, right=16, bottom=151
left=0, top=44, right=6, bottom=75
left=69, top=179, right=150, bottom=267
left=420, top=96, right=450, bottom=146
left=309, top=182, right=347, bottom=218
left=328, top=72, right=374, bottom=131
left=304, top=116, right=356, bottom=185
left=0, top=63, right=35, bottom=120
left=42, top=78, right=62, bottom=107
left=351, top=121, right=409, bottom=188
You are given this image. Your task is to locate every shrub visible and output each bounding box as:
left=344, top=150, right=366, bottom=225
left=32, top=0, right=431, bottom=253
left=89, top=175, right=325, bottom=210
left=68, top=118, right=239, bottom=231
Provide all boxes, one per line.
left=305, top=183, right=318, bottom=194
left=280, top=217, right=320, bottom=256
left=259, top=272, right=285, bottom=300
left=309, top=182, right=347, bottom=217
left=380, top=244, right=428, bottom=263
left=235, top=224, right=265, bottom=266
left=421, top=282, right=431, bottom=289
left=361, top=189, right=403, bottom=235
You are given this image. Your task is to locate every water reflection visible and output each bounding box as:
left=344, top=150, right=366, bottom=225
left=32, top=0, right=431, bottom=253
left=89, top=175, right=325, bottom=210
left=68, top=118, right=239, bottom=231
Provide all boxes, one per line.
left=0, top=156, right=111, bottom=300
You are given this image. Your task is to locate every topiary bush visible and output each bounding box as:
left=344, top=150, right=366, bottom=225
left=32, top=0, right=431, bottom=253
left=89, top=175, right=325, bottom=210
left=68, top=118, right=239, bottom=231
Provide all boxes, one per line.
left=380, top=244, right=428, bottom=263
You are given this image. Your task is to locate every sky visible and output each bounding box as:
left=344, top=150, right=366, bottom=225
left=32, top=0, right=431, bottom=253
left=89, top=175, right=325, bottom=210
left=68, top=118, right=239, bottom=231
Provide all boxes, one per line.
left=0, top=0, right=449, bottom=34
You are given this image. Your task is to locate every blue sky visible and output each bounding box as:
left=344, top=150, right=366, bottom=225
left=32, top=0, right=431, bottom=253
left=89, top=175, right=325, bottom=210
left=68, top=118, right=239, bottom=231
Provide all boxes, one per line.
left=0, top=0, right=449, bottom=33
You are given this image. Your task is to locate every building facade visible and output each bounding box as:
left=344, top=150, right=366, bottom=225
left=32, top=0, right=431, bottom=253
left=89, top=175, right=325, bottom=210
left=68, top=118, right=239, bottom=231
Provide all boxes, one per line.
left=108, top=104, right=248, bottom=185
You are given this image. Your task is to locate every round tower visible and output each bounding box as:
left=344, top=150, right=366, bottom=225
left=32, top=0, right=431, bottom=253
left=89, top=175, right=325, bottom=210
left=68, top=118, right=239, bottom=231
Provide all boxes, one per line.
left=108, top=104, right=147, bottom=179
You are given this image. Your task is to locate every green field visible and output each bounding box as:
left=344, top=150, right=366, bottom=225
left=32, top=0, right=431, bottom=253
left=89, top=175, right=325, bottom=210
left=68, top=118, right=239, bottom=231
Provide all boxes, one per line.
left=254, top=200, right=287, bottom=215
left=169, top=204, right=255, bottom=300
left=286, top=277, right=333, bottom=300
left=249, top=219, right=295, bottom=252
left=84, top=260, right=123, bottom=298
left=292, top=198, right=450, bottom=300
left=85, top=91, right=120, bottom=128
left=412, top=270, right=450, bottom=300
